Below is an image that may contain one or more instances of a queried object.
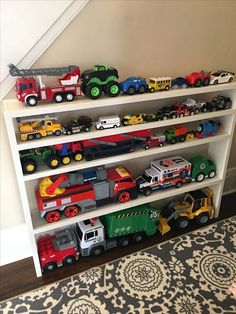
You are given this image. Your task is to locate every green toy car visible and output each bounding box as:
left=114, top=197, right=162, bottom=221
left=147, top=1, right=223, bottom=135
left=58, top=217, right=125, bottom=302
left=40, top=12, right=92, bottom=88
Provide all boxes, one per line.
left=191, top=156, right=216, bottom=182
left=81, top=65, right=120, bottom=99
left=20, top=147, right=60, bottom=174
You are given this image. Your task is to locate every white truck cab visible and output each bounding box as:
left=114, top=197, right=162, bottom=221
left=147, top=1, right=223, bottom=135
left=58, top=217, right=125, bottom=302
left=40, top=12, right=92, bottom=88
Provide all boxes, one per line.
left=75, top=219, right=106, bottom=256
left=96, top=115, right=121, bottom=130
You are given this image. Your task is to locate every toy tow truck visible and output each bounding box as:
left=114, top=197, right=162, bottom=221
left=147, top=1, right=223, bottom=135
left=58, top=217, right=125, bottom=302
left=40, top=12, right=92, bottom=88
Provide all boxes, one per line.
left=9, top=64, right=81, bottom=106
left=18, top=115, right=62, bottom=141
left=158, top=187, right=215, bottom=234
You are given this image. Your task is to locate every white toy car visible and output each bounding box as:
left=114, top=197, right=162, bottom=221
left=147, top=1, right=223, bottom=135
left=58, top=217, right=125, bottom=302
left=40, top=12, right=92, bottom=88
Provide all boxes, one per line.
left=210, top=70, right=234, bottom=85
left=96, top=115, right=121, bottom=130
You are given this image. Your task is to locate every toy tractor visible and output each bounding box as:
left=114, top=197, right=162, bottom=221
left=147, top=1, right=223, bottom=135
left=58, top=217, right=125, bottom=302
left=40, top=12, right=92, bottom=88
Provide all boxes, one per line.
left=158, top=187, right=215, bottom=235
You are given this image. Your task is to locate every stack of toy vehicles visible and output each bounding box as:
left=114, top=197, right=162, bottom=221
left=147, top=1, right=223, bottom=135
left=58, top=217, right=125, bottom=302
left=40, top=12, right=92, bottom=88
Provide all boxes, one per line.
left=38, top=186, right=215, bottom=271
left=35, top=166, right=137, bottom=223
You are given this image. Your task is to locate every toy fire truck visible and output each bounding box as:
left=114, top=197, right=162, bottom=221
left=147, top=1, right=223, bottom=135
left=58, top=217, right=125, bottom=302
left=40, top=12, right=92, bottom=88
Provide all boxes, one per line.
left=9, top=64, right=81, bottom=106
left=37, top=228, right=79, bottom=272
left=35, top=166, right=137, bottom=223
left=136, top=156, right=192, bottom=196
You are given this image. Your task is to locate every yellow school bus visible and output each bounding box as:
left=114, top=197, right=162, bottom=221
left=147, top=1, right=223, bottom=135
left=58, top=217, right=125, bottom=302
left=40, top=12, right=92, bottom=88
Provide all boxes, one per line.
left=146, top=77, right=172, bottom=92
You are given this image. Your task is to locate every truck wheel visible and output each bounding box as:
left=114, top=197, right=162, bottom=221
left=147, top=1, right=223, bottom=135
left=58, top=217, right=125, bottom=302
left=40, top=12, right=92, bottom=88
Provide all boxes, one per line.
left=46, top=156, right=60, bottom=169
left=196, top=213, right=209, bottom=225
left=133, top=233, right=145, bottom=243
left=170, top=138, right=176, bottom=144
left=118, top=191, right=131, bottom=203
left=106, top=81, right=120, bottom=97
left=91, top=246, right=104, bottom=256
left=179, top=136, right=186, bottom=142
left=143, top=188, right=152, bottom=196
left=84, top=127, right=90, bottom=132
left=175, top=181, right=183, bottom=188
left=45, top=210, right=61, bottom=223
left=61, top=156, right=71, bottom=165
left=208, top=170, right=216, bottom=178
left=65, top=92, right=75, bottom=102
left=138, top=85, right=146, bottom=94
left=195, top=108, right=200, bottom=114
left=22, top=159, right=37, bottom=174
left=54, top=130, right=62, bottom=136
left=74, top=151, right=83, bottom=162
left=202, top=106, right=207, bottom=113
left=26, top=96, right=37, bottom=106
left=54, top=93, right=63, bottom=103
left=35, top=133, right=42, bottom=139
left=118, top=237, right=130, bottom=247
left=165, top=85, right=170, bottom=91
left=66, top=130, right=72, bottom=135
left=43, top=262, right=57, bottom=272
left=203, top=78, right=210, bottom=86
left=150, top=87, right=155, bottom=93
left=144, top=144, right=150, bottom=150
left=176, top=217, right=189, bottom=229
left=64, top=205, right=79, bottom=218
left=127, top=86, right=135, bottom=95
left=194, top=79, right=202, bottom=87
left=86, top=83, right=102, bottom=99
left=195, top=172, right=205, bottom=182
left=171, top=114, right=177, bottom=119
left=63, top=255, right=76, bottom=266
left=27, top=134, right=35, bottom=140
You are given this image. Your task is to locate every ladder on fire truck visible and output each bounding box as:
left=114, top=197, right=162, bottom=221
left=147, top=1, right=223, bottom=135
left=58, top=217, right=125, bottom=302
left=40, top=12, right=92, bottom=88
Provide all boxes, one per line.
left=8, top=64, right=80, bottom=86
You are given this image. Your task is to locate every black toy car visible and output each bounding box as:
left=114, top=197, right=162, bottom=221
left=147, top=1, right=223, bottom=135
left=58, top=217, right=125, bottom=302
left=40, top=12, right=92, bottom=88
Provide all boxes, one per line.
left=205, top=95, right=232, bottom=111
left=63, top=116, right=92, bottom=135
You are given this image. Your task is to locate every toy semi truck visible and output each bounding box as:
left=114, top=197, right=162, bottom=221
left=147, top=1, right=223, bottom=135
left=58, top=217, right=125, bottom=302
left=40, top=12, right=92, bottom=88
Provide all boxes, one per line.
left=75, top=204, right=161, bottom=256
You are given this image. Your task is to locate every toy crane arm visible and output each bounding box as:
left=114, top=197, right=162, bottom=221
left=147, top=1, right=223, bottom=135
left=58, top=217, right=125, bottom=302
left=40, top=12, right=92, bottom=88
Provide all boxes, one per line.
left=39, top=174, right=68, bottom=197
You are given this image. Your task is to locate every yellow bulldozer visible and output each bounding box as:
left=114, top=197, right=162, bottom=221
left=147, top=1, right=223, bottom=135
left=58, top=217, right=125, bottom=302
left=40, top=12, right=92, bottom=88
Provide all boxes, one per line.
left=158, top=187, right=215, bottom=235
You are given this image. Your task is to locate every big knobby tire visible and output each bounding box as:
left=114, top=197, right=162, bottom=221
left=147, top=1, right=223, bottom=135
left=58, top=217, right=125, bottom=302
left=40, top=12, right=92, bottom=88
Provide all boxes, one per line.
left=86, top=83, right=102, bottom=99
left=22, top=159, right=37, bottom=174
left=106, top=81, right=120, bottom=97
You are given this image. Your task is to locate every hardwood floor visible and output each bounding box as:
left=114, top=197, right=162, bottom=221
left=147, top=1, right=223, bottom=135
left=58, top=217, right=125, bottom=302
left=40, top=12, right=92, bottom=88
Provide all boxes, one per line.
left=0, top=192, right=235, bottom=302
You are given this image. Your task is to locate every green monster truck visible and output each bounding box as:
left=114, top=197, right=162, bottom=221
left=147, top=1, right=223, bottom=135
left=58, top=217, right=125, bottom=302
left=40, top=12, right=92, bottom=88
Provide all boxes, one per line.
left=20, top=147, right=60, bottom=174
left=81, top=65, right=120, bottom=99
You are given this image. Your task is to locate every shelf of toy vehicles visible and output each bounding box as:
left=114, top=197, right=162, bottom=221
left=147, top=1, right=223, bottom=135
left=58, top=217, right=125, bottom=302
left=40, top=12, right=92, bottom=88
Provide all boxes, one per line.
left=23, top=131, right=230, bottom=181
left=31, top=176, right=222, bottom=235
left=15, top=108, right=235, bottom=151
left=3, top=81, right=236, bottom=118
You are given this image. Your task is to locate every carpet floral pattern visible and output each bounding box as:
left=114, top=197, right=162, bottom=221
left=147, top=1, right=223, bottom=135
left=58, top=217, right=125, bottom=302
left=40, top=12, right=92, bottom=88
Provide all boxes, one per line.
left=0, top=216, right=236, bottom=314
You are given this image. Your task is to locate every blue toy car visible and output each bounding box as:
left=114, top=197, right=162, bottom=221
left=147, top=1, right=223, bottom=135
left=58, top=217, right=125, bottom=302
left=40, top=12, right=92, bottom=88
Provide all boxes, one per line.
left=172, top=77, right=188, bottom=89
left=120, top=77, right=147, bottom=95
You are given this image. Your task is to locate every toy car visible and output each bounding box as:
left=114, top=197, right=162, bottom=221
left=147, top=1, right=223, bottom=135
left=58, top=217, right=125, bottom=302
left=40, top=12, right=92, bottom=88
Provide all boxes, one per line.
left=205, top=95, right=232, bottom=111
left=120, top=77, right=147, bottom=95
left=185, top=71, right=211, bottom=87
left=121, top=114, right=147, bottom=126
left=63, top=116, right=92, bottom=135
left=146, top=77, right=172, bottom=92
left=96, top=115, right=121, bottom=130
left=182, top=98, right=207, bottom=113
left=210, top=70, right=234, bottom=85
left=172, top=77, right=188, bottom=89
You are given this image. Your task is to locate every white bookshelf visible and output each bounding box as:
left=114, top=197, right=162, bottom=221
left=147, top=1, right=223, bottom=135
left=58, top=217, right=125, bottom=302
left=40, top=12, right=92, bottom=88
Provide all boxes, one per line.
left=3, top=82, right=236, bottom=277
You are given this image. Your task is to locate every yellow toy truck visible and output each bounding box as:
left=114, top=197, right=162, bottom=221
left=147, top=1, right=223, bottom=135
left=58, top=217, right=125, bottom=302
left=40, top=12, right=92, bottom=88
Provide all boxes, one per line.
left=18, top=116, right=62, bottom=141
left=158, top=187, right=215, bottom=235
left=146, top=77, right=172, bottom=92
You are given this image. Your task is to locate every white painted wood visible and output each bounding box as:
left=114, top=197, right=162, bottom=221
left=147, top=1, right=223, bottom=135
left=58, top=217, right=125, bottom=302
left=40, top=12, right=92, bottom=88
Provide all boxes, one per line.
left=3, top=84, right=236, bottom=277
left=0, top=0, right=89, bottom=100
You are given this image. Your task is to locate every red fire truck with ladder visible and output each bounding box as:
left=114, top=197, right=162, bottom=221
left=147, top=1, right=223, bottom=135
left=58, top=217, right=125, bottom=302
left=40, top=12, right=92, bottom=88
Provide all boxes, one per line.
left=35, top=166, right=137, bottom=223
left=9, top=64, right=81, bottom=106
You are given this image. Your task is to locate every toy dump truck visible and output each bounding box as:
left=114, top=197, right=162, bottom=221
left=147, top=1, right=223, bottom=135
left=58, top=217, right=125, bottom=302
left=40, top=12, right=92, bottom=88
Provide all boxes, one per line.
left=158, top=187, right=215, bottom=235
left=75, top=204, right=161, bottom=256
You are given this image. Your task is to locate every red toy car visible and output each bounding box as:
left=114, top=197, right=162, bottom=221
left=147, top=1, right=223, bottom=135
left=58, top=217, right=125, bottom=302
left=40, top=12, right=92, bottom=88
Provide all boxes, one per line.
left=185, top=71, right=211, bottom=87
left=144, top=135, right=166, bottom=149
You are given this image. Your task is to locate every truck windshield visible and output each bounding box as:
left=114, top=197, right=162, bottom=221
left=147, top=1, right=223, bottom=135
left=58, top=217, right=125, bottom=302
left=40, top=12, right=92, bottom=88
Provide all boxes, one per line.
left=19, top=83, right=28, bottom=92
left=143, top=173, right=152, bottom=183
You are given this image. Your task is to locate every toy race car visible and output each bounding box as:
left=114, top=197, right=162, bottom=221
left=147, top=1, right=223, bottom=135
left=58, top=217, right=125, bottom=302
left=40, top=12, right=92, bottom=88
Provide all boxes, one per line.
left=210, top=70, right=234, bottom=85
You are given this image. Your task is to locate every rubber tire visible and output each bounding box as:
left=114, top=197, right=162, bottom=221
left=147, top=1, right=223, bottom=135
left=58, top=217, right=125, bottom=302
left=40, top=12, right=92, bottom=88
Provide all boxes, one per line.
left=196, top=172, right=205, bottom=182
left=196, top=213, right=209, bottom=225
left=175, top=181, right=183, bottom=188
left=54, top=93, right=63, bottom=103
left=118, top=237, right=130, bottom=247
left=65, top=92, right=75, bottom=102
left=138, top=85, right=146, bottom=94
left=26, top=96, right=37, bottom=106
left=63, top=255, right=76, bottom=266
left=22, top=159, right=37, bottom=174
left=86, top=83, right=102, bottom=100
left=106, top=81, right=120, bottom=97
left=91, top=246, right=104, bottom=256
left=43, top=262, right=57, bottom=272
left=176, top=216, right=189, bottom=229
left=143, top=188, right=152, bottom=196
left=46, top=156, right=60, bottom=169
left=208, top=170, right=216, bottom=178
left=127, top=86, right=135, bottom=95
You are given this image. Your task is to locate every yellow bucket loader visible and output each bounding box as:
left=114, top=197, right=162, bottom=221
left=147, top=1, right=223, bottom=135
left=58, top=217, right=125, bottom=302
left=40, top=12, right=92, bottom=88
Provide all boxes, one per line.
left=158, top=187, right=215, bottom=235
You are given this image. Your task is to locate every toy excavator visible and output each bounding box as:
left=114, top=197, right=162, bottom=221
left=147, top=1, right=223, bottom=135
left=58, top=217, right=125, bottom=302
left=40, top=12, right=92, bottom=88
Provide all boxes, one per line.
left=158, top=187, right=215, bottom=235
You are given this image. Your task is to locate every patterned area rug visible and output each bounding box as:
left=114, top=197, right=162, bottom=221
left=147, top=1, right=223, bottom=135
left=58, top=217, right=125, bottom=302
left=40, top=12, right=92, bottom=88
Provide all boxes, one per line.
left=0, top=216, right=236, bottom=314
